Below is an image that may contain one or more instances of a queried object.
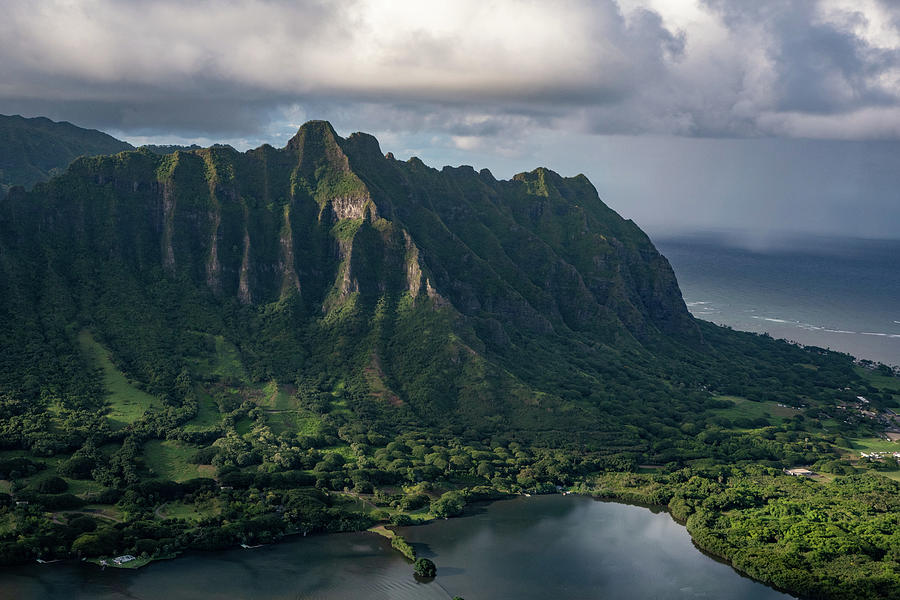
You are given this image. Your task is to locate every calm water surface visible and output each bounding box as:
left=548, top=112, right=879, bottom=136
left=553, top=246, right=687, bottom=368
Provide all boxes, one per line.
left=1, top=495, right=792, bottom=600
left=657, top=235, right=900, bottom=366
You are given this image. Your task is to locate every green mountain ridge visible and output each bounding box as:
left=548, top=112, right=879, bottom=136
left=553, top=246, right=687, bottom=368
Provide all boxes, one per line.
left=1, top=120, right=899, bottom=599
left=0, top=120, right=706, bottom=440
left=0, top=114, right=134, bottom=193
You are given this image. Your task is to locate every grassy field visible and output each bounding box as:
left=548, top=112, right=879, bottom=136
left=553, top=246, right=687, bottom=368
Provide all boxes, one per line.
left=188, top=332, right=248, bottom=383
left=841, top=436, right=900, bottom=453
left=711, top=395, right=800, bottom=426
left=855, top=366, right=900, bottom=393
left=873, top=470, right=900, bottom=482
left=257, top=381, right=322, bottom=435
left=78, top=330, right=160, bottom=429
left=265, top=407, right=321, bottom=436
left=183, top=392, right=222, bottom=431
left=256, top=381, right=296, bottom=410
left=158, top=499, right=220, bottom=521
left=63, top=477, right=106, bottom=498
left=143, top=440, right=203, bottom=482
left=75, top=505, right=125, bottom=522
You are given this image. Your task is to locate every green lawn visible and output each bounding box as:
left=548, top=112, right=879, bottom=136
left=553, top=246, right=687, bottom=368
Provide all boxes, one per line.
left=78, top=330, right=160, bottom=429
left=711, top=395, right=800, bottom=425
left=158, top=499, right=220, bottom=521
left=143, top=440, right=203, bottom=482
left=874, top=470, right=900, bottom=482
left=841, top=436, right=900, bottom=453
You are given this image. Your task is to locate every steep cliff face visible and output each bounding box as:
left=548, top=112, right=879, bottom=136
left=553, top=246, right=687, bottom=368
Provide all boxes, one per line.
left=3, top=120, right=693, bottom=341
left=0, top=121, right=699, bottom=430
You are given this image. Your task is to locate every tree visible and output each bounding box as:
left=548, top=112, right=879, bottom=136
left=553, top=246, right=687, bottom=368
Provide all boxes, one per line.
left=430, top=491, right=464, bottom=518
left=414, top=557, right=436, bottom=578
left=35, top=476, right=68, bottom=494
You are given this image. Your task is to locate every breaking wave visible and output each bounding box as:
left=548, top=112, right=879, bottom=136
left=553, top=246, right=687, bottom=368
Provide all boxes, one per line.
left=750, top=316, right=900, bottom=339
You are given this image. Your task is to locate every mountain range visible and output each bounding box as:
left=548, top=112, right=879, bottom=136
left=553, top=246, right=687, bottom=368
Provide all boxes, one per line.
left=0, top=120, right=718, bottom=443
left=0, top=118, right=897, bottom=599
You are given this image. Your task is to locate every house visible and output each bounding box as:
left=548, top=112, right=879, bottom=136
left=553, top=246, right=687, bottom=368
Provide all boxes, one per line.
left=112, top=555, right=136, bottom=565
left=784, top=468, right=815, bottom=477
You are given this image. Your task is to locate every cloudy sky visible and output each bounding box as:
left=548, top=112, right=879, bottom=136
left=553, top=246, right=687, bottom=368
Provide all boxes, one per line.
left=2, top=0, right=900, bottom=239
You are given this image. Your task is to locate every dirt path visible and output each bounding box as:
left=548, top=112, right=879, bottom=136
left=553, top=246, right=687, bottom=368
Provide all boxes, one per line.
left=57, top=509, right=123, bottom=523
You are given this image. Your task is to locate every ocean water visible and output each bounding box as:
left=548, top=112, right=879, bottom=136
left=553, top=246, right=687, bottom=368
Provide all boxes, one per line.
left=655, top=233, right=900, bottom=367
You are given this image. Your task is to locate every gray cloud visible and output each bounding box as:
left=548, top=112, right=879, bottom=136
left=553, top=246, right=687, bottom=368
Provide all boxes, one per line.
left=2, top=0, right=900, bottom=145
left=0, top=0, right=715, bottom=139
left=705, top=0, right=900, bottom=112
left=3, top=0, right=900, bottom=239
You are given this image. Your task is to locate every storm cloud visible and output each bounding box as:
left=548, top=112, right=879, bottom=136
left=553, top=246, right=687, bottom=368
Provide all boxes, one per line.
left=3, top=0, right=900, bottom=141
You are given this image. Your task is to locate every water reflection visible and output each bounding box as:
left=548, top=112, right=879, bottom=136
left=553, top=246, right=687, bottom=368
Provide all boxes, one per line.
left=1, top=495, right=792, bottom=600
left=400, top=495, right=793, bottom=600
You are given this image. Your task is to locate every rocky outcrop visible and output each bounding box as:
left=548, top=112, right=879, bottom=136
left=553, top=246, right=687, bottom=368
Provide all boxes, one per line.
left=161, top=180, right=176, bottom=270
left=278, top=206, right=302, bottom=298
left=238, top=229, right=253, bottom=304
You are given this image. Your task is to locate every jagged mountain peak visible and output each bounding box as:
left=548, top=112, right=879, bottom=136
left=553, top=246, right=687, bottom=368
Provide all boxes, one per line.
left=285, top=120, right=340, bottom=147
left=2, top=123, right=697, bottom=351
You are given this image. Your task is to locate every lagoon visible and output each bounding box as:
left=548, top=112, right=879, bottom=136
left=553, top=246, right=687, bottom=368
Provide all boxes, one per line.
left=1, top=495, right=793, bottom=599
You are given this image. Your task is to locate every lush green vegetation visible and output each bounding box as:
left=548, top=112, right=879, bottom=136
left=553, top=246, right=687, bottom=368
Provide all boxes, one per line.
left=584, top=466, right=900, bottom=600
left=0, top=114, right=132, bottom=193
left=0, top=120, right=898, bottom=599
left=79, top=331, right=161, bottom=429
left=414, top=557, right=436, bottom=578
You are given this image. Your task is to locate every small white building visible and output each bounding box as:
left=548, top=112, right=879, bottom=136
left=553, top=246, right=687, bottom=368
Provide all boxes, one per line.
left=112, top=555, right=136, bottom=565
left=784, top=468, right=815, bottom=477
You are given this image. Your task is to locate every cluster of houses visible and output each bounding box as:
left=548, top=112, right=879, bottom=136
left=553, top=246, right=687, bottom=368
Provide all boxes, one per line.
left=833, top=396, right=900, bottom=437
left=99, top=555, right=136, bottom=567
left=859, top=451, right=900, bottom=461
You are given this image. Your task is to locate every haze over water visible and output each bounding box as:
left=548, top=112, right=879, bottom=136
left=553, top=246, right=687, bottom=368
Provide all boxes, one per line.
left=657, top=234, right=900, bottom=367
